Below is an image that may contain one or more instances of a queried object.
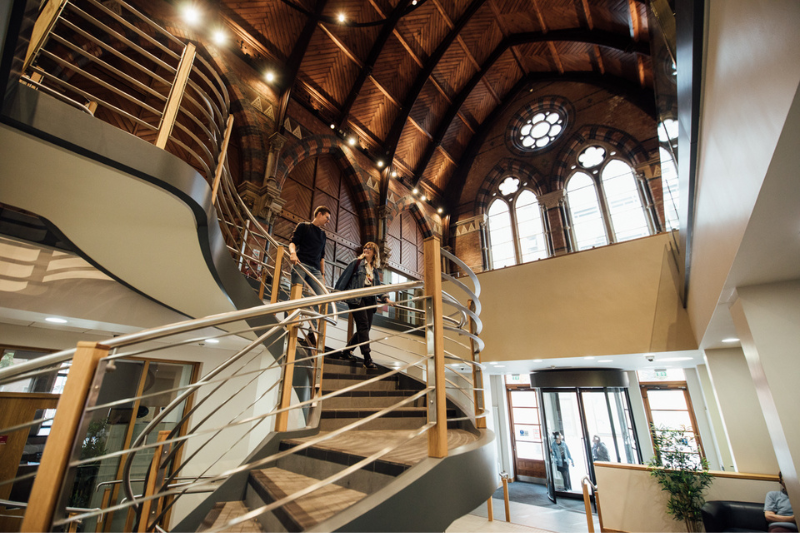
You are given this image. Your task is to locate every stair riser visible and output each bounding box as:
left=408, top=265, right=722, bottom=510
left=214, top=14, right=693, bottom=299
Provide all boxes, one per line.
left=323, top=378, right=400, bottom=391
left=322, top=396, right=426, bottom=409
left=275, top=453, right=396, bottom=494
left=244, top=487, right=291, bottom=532
left=320, top=417, right=427, bottom=431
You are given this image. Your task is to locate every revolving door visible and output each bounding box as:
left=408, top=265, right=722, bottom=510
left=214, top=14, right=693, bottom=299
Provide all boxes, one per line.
left=531, top=369, right=641, bottom=502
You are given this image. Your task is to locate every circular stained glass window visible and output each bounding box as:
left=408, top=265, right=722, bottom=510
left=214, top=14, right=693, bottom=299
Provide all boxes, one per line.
left=518, top=111, right=564, bottom=150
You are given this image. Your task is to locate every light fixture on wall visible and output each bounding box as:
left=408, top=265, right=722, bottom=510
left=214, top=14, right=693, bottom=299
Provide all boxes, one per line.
left=181, top=4, right=201, bottom=25
left=212, top=29, right=227, bottom=45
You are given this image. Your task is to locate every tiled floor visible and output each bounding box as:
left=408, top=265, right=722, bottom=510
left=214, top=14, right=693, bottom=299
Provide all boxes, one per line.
left=447, top=498, right=600, bottom=533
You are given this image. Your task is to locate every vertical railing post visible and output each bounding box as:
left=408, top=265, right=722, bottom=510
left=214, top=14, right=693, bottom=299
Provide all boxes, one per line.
left=275, top=284, right=303, bottom=432
left=211, top=115, right=235, bottom=205
left=21, top=342, right=110, bottom=533
left=155, top=43, right=196, bottom=149
left=23, top=0, right=68, bottom=74
left=423, top=236, right=447, bottom=458
left=468, top=299, right=486, bottom=429
left=270, top=247, right=285, bottom=304
left=138, top=430, right=171, bottom=533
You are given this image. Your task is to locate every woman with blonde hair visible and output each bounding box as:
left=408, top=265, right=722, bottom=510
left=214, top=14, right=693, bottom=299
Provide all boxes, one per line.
left=334, top=242, right=390, bottom=369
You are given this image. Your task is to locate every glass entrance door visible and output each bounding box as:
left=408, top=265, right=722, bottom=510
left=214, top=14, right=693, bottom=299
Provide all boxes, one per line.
left=541, top=391, right=590, bottom=499
left=581, top=389, right=640, bottom=467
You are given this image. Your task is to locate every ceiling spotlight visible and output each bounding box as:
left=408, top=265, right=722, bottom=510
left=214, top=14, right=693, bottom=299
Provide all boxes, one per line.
left=347, top=136, right=357, bottom=146
left=330, top=123, right=336, bottom=129
left=412, top=188, right=419, bottom=194
left=377, top=160, right=385, bottom=168
left=45, top=317, right=68, bottom=324
left=181, top=4, right=201, bottom=25
left=265, top=71, right=275, bottom=83
left=412, top=0, right=417, bottom=4
left=337, top=13, right=346, bottom=23
left=212, top=29, right=227, bottom=45
left=437, top=207, right=443, bottom=214
left=420, top=194, right=426, bottom=201
left=206, top=338, right=220, bottom=344
left=391, top=170, right=397, bottom=177
left=722, top=338, right=740, bottom=343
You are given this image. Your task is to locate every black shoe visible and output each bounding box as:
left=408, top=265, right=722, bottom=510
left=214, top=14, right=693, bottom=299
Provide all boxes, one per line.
left=336, top=352, right=356, bottom=361
left=364, top=360, right=377, bottom=369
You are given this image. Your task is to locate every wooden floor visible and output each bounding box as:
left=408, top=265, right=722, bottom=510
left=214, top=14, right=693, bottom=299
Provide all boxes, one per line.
left=285, top=429, right=481, bottom=466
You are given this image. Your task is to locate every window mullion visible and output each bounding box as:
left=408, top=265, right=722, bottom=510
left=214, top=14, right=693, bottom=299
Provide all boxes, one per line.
left=595, top=175, right=616, bottom=243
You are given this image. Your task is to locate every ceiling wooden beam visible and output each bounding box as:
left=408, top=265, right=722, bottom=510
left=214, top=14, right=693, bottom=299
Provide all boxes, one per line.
left=336, top=0, right=414, bottom=129
left=530, top=0, right=548, bottom=33
left=575, top=0, right=594, bottom=30
left=411, top=30, right=650, bottom=187
left=317, top=23, right=364, bottom=68
left=627, top=0, right=641, bottom=41
left=488, top=0, right=529, bottom=78
left=594, top=44, right=605, bottom=75
left=637, top=54, right=646, bottom=87
left=547, top=42, right=564, bottom=74
left=382, top=0, right=490, bottom=160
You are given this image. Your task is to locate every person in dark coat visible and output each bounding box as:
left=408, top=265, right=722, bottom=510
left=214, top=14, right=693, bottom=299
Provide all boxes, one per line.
left=551, top=431, right=575, bottom=491
left=592, top=435, right=611, bottom=462
left=334, top=242, right=390, bottom=369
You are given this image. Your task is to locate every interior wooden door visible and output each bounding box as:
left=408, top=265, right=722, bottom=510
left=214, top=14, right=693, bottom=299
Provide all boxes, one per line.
left=273, top=155, right=363, bottom=287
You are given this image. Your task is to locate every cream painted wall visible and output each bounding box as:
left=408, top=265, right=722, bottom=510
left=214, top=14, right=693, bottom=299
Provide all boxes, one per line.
left=732, top=280, right=800, bottom=513
left=596, top=464, right=780, bottom=532
left=696, top=364, right=735, bottom=472
left=445, top=233, right=695, bottom=362
left=704, top=347, right=778, bottom=474
left=687, top=0, right=800, bottom=344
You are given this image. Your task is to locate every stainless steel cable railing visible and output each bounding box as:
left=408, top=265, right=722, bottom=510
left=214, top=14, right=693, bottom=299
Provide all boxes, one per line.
left=4, top=2, right=488, bottom=530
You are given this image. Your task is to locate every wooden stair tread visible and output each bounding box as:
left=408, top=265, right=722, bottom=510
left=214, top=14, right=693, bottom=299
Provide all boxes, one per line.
left=250, top=467, right=366, bottom=530
left=197, top=501, right=261, bottom=532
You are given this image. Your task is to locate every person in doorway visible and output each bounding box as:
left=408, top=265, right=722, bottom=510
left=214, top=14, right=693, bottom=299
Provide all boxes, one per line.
left=334, top=242, right=391, bottom=369
left=592, top=435, right=611, bottom=462
left=289, top=206, right=332, bottom=337
left=551, top=431, right=574, bottom=491
left=765, top=472, right=797, bottom=532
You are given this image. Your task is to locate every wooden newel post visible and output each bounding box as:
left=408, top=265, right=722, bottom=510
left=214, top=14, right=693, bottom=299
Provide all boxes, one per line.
left=155, top=42, right=196, bottom=150
left=423, top=236, right=447, bottom=458
left=275, top=284, right=303, bottom=432
left=21, top=342, right=110, bottom=533
left=138, top=430, right=172, bottom=532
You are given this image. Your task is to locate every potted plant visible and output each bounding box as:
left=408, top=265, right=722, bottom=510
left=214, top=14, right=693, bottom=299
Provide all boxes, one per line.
left=647, top=425, right=713, bottom=532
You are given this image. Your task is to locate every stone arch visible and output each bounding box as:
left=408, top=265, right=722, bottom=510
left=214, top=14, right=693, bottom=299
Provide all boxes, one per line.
left=276, top=135, right=378, bottom=241
left=475, top=158, right=545, bottom=216
left=552, top=125, right=649, bottom=189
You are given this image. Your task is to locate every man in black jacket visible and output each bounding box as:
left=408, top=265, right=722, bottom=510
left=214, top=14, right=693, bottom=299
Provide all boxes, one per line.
left=289, top=206, right=331, bottom=315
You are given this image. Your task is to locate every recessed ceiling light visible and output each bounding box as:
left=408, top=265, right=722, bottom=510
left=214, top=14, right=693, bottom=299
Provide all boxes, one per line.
left=599, top=359, right=613, bottom=363
left=265, top=71, right=275, bottom=83
left=181, top=5, right=201, bottom=25
left=584, top=356, right=595, bottom=360
left=659, top=357, right=692, bottom=362
left=533, top=359, right=543, bottom=362
left=45, top=317, right=68, bottom=324
left=206, top=338, right=220, bottom=344
left=495, top=365, right=505, bottom=368
left=722, top=338, right=740, bottom=343
left=212, top=29, right=227, bottom=45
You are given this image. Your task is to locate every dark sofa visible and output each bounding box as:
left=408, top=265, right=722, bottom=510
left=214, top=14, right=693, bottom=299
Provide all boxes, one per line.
left=702, top=501, right=769, bottom=532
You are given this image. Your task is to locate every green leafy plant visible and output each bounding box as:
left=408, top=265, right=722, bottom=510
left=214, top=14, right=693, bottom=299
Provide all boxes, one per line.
left=647, top=425, right=713, bottom=532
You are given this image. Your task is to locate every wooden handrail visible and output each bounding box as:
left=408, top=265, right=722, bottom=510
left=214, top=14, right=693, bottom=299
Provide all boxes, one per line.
left=274, top=284, right=303, bottom=432
left=211, top=115, right=235, bottom=204
left=424, top=236, right=447, bottom=458
left=155, top=43, right=196, bottom=149
left=21, top=342, right=110, bottom=532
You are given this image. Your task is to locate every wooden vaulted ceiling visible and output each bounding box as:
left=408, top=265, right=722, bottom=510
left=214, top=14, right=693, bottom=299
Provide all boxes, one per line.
left=220, top=0, right=652, bottom=199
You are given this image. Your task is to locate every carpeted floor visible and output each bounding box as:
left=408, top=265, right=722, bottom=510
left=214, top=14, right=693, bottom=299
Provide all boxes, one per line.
left=492, top=482, right=589, bottom=514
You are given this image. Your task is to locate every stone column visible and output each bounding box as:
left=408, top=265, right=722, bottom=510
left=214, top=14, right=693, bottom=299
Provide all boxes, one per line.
left=539, top=189, right=569, bottom=256
left=376, top=205, right=393, bottom=264
left=263, top=132, right=287, bottom=187
left=236, top=132, right=288, bottom=225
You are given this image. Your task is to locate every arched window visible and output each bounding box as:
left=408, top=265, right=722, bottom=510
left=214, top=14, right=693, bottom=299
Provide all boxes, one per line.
left=515, top=190, right=548, bottom=262
left=566, top=172, right=608, bottom=251
left=659, top=147, right=679, bottom=230
left=488, top=199, right=516, bottom=269
left=601, top=159, right=651, bottom=242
